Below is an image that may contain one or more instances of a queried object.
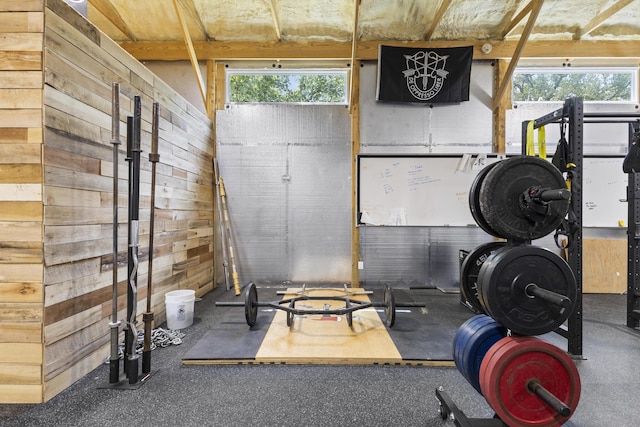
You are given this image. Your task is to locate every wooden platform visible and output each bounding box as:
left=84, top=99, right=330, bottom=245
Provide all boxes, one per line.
left=183, top=287, right=470, bottom=366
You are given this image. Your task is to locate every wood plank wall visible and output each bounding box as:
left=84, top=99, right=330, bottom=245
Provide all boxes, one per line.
left=0, top=0, right=45, bottom=404
left=1, top=0, right=215, bottom=403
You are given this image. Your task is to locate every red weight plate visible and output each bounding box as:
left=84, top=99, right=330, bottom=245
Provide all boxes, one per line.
left=480, top=336, right=581, bottom=427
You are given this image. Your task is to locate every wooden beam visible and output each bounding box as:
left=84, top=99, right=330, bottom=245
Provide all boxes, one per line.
left=493, top=60, right=510, bottom=153
left=493, top=0, right=543, bottom=110
left=206, top=59, right=215, bottom=118
left=178, top=0, right=210, bottom=41
left=87, top=0, right=136, bottom=41
left=172, top=0, right=207, bottom=108
left=349, top=0, right=360, bottom=116
left=350, top=59, right=360, bottom=287
left=501, top=0, right=535, bottom=39
left=268, top=0, right=281, bottom=41
left=119, top=39, right=640, bottom=61
left=424, top=0, right=453, bottom=41
left=574, top=0, right=634, bottom=40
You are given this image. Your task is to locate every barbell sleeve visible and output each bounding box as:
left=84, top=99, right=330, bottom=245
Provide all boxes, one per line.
left=539, top=188, right=571, bottom=201
left=527, top=380, right=571, bottom=417
left=525, top=283, right=571, bottom=309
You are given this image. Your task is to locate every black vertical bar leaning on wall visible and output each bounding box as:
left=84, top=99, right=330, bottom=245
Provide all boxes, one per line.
left=627, top=122, right=640, bottom=328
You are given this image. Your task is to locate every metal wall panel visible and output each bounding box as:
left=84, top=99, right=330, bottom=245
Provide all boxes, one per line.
left=216, top=104, right=352, bottom=286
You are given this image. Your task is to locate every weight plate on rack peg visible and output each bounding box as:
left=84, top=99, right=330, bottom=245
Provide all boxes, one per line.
left=475, top=156, right=570, bottom=241
left=244, top=282, right=258, bottom=327
left=460, top=241, right=507, bottom=314
left=478, top=245, right=576, bottom=336
left=480, top=336, right=581, bottom=427
left=383, top=285, right=396, bottom=327
left=452, top=314, right=507, bottom=393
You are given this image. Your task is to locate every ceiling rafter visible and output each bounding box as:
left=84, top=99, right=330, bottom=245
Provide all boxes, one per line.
left=172, top=0, right=207, bottom=107
left=494, top=0, right=544, bottom=110
left=88, top=0, right=136, bottom=41
left=574, top=0, right=634, bottom=40
left=268, top=0, right=282, bottom=41
left=424, top=0, right=453, bottom=41
left=500, top=0, right=536, bottom=39
left=178, top=0, right=210, bottom=41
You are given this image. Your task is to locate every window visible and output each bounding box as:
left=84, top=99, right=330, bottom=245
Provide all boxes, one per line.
left=512, top=67, right=637, bottom=103
left=226, top=69, right=349, bottom=104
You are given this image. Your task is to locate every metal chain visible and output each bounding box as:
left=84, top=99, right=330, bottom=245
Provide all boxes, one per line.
left=104, top=328, right=186, bottom=364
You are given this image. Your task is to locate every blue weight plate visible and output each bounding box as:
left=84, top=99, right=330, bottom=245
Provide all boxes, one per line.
left=453, top=315, right=492, bottom=369
left=454, top=315, right=507, bottom=394
left=453, top=315, right=498, bottom=389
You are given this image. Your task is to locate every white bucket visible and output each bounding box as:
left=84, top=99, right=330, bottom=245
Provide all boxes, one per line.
left=165, top=289, right=195, bottom=330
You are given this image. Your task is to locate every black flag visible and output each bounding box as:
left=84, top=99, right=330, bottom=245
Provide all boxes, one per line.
left=376, top=45, right=473, bottom=104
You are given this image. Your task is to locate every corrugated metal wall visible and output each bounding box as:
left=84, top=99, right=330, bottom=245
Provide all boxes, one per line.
left=216, top=105, right=352, bottom=285
left=215, top=61, right=501, bottom=289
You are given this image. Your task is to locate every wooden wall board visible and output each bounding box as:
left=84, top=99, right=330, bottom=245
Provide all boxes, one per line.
left=0, top=221, right=42, bottom=242
left=0, top=33, right=43, bottom=51
left=1, top=264, right=43, bottom=282
left=0, top=303, right=42, bottom=322
left=0, top=110, right=42, bottom=128
left=0, top=52, right=42, bottom=71
left=0, top=201, right=42, bottom=221
left=0, top=11, right=43, bottom=33
left=0, top=322, right=41, bottom=343
left=0, top=183, right=42, bottom=201
left=0, top=384, right=42, bottom=404
left=0, top=144, right=41, bottom=163
left=0, top=241, right=42, bottom=263
left=0, top=89, right=43, bottom=108
left=0, top=363, right=41, bottom=384
left=583, top=238, right=627, bottom=294
left=0, top=343, right=42, bottom=363
left=0, top=164, right=42, bottom=183
left=1, top=281, right=41, bottom=304
left=0, top=71, right=43, bottom=88
left=0, top=0, right=43, bottom=12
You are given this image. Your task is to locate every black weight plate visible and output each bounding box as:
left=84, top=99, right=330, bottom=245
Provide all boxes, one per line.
left=469, top=161, right=501, bottom=237
left=478, top=156, right=569, bottom=240
left=384, top=285, right=396, bottom=328
left=460, top=241, right=507, bottom=314
left=478, top=245, right=577, bottom=336
left=286, top=300, right=295, bottom=327
left=244, top=282, right=258, bottom=327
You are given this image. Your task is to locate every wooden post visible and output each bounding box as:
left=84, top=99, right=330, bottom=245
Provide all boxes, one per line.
left=350, top=60, right=361, bottom=287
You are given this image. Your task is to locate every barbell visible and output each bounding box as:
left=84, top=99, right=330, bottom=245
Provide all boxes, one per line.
left=215, top=283, right=425, bottom=328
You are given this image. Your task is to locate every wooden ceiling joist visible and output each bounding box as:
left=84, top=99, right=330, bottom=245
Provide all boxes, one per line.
left=501, top=0, right=536, bottom=39
left=493, top=0, right=544, bottom=110
left=172, top=0, right=207, bottom=107
left=178, top=0, right=210, bottom=41
left=574, top=0, right=634, bottom=40
left=424, top=0, right=453, bottom=41
left=268, top=0, right=282, bottom=41
left=88, top=0, right=136, bottom=41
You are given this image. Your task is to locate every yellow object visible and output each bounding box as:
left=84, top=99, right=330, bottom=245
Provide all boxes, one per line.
left=538, top=125, right=546, bottom=159
left=618, top=220, right=625, bottom=227
left=526, top=120, right=535, bottom=156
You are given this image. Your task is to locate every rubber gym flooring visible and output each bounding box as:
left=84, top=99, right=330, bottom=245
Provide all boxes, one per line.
left=183, top=286, right=471, bottom=365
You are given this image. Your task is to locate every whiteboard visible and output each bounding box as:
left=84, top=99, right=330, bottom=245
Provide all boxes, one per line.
left=583, top=157, right=627, bottom=227
left=357, top=155, right=627, bottom=227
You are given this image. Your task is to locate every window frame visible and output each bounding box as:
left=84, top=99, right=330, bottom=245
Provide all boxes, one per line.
left=225, top=68, right=350, bottom=105
left=511, top=66, right=638, bottom=104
